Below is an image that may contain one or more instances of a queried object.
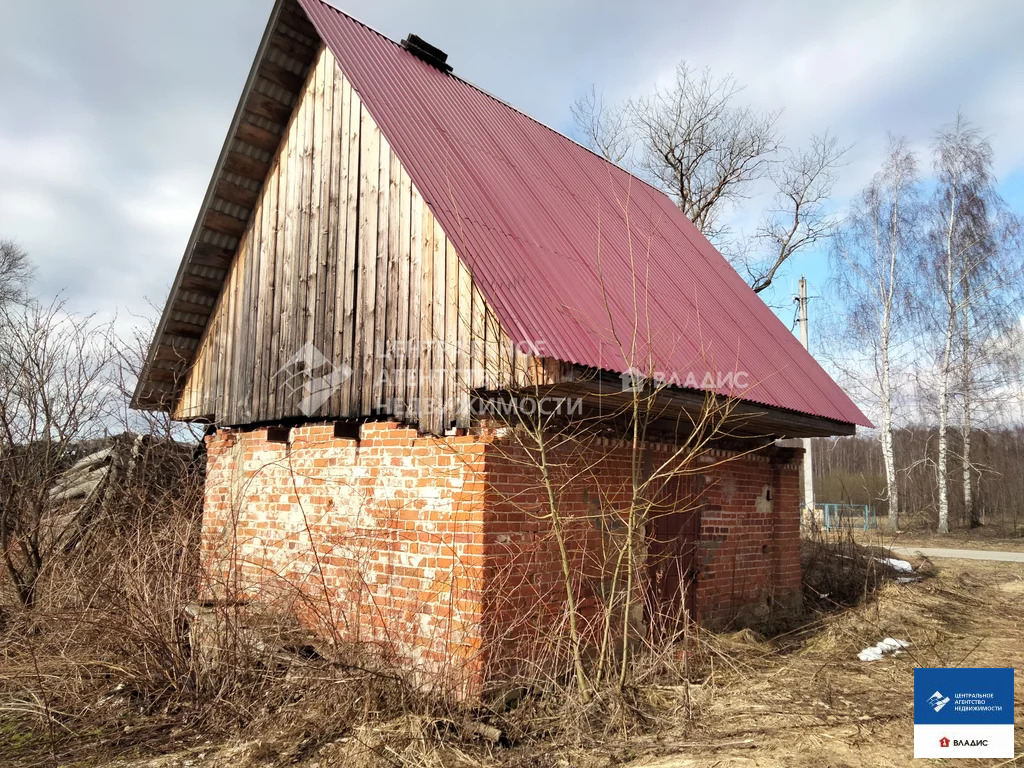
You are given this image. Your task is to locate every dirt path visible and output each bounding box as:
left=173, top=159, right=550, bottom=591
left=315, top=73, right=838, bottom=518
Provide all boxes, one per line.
left=625, top=558, right=1024, bottom=768
left=891, top=546, right=1024, bottom=562
left=853, top=529, right=1024, bottom=553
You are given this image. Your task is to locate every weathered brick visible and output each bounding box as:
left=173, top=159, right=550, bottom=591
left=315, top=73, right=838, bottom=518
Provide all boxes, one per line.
left=200, top=421, right=803, bottom=694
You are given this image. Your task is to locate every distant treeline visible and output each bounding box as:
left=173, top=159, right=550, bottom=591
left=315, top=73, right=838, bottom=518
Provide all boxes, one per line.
left=813, top=427, right=1024, bottom=531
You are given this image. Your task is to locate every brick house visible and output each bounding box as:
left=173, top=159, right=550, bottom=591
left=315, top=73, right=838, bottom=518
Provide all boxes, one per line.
left=134, top=0, right=869, bottom=692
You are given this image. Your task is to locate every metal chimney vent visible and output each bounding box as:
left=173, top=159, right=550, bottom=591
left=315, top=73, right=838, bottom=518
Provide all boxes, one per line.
left=401, top=34, right=452, bottom=73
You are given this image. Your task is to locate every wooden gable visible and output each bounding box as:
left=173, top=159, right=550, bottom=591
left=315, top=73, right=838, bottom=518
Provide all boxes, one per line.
left=169, top=43, right=552, bottom=435
left=136, top=0, right=854, bottom=440
left=134, top=0, right=319, bottom=412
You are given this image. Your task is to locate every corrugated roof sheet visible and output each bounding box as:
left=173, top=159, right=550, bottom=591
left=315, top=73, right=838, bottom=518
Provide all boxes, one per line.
left=299, top=0, right=871, bottom=428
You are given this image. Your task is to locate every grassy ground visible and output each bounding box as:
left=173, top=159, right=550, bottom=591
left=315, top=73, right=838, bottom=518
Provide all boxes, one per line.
left=52, top=556, right=1018, bottom=768
left=2, top=540, right=1015, bottom=768
left=624, top=556, right=1023, bottom=767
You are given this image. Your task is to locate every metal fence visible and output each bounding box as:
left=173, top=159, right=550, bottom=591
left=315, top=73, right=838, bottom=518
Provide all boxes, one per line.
left=813, top=503, right=878, bottom=531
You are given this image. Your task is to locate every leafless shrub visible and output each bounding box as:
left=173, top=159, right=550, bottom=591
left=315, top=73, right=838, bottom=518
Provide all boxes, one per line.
left=800, top=526, right=884, bottom=613
left=0, top=449, right=442, bottom=765
left=0, top=299, right=113, bottom=608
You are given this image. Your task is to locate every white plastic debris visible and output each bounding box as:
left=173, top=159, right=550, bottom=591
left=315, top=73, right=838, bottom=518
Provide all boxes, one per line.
left=878, top=637, right=909, bottom=652
left=877, top=557, right=914, bottom=573
left=858, top=637, right=910, bottom=662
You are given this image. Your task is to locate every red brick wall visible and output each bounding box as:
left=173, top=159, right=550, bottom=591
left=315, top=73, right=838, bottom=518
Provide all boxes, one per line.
left=200, top=422, right=802, bottom=692
left=692, top=446, right=804, bottom=626
left=201, top=422, right=489, bottom=693
left=479, top=436, right=804, bottom=663
left=480, top=433, right=628, bottom=665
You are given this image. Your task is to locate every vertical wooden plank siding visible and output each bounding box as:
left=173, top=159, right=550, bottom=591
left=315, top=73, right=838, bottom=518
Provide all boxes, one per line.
left=384, top=152, right=401, bottom=414
left=337, top=72, right=359, bottom=416
left=371, top=136, right=391, bottom=413
left=265, top=167, right=283, bottom=416
left=444, top=238, right=459, bottom=428
left=318, top=54, right=337, bottom=380
left=418, top=193, right=434, bottom=429
left=394, top=168, right=412, bottom=420
left=456, top=257, right=472, bottom=427
left=172, top=47, right=531, bottom=433
left=289, top=63, right=313, bottom=416
left=252, top=174, right=274, bottom=419
left=307, top=47, right=326, bottom=383
left=406, top=187, right=423, bottom=423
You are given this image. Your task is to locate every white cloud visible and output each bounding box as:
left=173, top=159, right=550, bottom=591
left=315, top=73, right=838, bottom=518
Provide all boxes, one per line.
left=0, top=189, right=60, bottom=226
left=119, top=168, right=207, bottom=242
left=0, top=132, right=91, bottom=188
left=1, top=0, right=1023, bottom=346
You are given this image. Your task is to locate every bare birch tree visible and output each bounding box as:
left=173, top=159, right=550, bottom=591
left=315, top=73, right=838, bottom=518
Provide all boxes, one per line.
left=920, top=114, right=1024, bottom=531
left=831, top=137, right=920, bottom=530
left=955, top=222, right=1022, bottom=529
left=923, top=116, right=987, bottom=533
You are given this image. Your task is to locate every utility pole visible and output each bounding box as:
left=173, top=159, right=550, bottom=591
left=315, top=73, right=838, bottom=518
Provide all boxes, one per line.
left=796, top=276, right=815, bottom=524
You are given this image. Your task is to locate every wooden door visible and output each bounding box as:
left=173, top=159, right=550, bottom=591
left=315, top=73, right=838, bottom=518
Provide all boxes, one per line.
left=645, top=474, right=701, bottom=640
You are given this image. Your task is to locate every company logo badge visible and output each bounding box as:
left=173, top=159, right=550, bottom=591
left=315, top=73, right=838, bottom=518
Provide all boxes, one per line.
left=620, top=367, right=646, bottom=393
left=928, top=690, right=951, bottom=713
left=914, top=668, right=1014, bottom=759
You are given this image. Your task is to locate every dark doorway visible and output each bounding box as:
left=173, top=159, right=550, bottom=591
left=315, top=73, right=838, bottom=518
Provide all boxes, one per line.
left=645, top=473, right=701, bottom=640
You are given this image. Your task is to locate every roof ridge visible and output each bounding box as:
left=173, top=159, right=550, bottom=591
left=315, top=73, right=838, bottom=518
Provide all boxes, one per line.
left=309, top=0, right=671, bottom=202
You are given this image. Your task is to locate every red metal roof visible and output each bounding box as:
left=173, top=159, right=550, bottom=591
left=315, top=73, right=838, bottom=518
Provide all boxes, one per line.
left=299, top=0, right=871, bottom=428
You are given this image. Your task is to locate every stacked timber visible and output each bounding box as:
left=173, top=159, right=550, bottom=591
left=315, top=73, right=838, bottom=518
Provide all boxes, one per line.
left=44, top=433, right=196, bottom=554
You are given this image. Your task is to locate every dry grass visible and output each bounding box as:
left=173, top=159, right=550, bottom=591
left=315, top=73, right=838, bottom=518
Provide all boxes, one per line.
left=0, top=463, right=453, bottom=768
left=96, top=552, right=1020, bottom=768
left=800, top=527, right=891, bottom=613
left=622, top=557, right=1024, bottom=768
left=4, top=474, right=1019, bottom=768
left=855, top=524, right=1024, bottom=553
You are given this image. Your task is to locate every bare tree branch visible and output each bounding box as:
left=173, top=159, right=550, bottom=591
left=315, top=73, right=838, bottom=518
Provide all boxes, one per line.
left=570, top=86, right=633, bottom=167
left=746, top=133, right=849, bottom=293
left=632, top=63, right=781, bottom=240
left=0, top=239, right=33, bottom=308
left=572, top=65, right=845, bottom=293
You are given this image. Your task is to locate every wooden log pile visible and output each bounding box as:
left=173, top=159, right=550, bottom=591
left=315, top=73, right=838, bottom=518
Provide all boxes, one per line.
left=44, top=433, right=197, bottom=554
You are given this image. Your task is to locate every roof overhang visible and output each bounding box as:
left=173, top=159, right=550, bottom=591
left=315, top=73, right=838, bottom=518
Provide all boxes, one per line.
left=530, top=367, right=858, bottom=439
left=132, top=0, right=318, bottom=412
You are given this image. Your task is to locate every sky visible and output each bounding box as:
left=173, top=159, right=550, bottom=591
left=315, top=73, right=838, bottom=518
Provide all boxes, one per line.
left=3, top=0, right=1024, bottom=340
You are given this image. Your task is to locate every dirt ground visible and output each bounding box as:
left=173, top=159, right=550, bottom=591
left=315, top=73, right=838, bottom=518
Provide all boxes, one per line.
left=854, top=523, right=1024, bottom=553
left=621, top=556, right=1024, bottom=767
left=85, top=554, right=1021, bottom=768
